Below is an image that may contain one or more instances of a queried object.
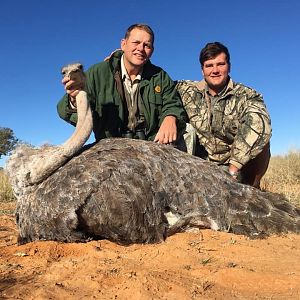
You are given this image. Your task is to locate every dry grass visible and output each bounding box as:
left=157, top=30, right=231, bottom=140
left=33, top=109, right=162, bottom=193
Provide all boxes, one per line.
left=0, top=168, right=15, bottom=214
left=0, top=168, right=15, bottom=203
left=261, top=149, right=300, bottom=206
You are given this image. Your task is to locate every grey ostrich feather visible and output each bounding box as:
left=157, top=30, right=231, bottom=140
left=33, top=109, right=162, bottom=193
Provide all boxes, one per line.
left=5, top=138, right=300, bottom=245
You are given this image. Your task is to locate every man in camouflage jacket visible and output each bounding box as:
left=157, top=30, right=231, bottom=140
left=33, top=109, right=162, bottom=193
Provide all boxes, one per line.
left=176, top=42, right=271, bottom=188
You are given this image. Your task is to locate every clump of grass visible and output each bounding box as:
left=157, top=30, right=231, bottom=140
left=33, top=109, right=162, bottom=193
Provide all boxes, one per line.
left=261, top=149, right=300, bottom=206
left=0, top=168, right=15, bottom=203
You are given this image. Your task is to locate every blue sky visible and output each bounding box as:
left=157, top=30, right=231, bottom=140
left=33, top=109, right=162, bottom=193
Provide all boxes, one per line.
left=1, top=0, right=300, bottom=166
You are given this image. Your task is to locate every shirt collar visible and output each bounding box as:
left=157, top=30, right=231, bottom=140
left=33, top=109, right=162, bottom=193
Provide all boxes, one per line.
left=121, top=55, right=142, bottom=81
left=196, top=77, right=234, bottom=96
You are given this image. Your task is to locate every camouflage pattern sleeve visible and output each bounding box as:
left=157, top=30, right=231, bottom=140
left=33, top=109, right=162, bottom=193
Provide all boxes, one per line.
left=229, top=86, right=272, bottom=168
left=175, top=80, right=206, bottom=124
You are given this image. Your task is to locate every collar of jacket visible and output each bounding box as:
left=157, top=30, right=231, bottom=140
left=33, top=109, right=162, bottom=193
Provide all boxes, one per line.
left=108, top=50, right=160, bottom=88
left=196, top=77, right=234, bottom=97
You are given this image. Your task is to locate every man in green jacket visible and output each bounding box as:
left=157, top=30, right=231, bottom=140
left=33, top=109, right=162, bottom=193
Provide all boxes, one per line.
left=176, top=42, right=272, bottom=188
left=57, top=24, right=186, bottom=145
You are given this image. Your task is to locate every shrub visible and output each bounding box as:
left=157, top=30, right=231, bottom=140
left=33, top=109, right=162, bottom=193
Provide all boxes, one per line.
left=0, top=169, right=15, bottom=202
left=261, top=149, right=300, bottom=205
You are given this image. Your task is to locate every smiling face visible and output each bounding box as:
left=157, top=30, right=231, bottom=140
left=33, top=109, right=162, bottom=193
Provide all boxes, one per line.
left=202, top=52, right=230, bottom=95
left=121, top=28, right=154, bottom=75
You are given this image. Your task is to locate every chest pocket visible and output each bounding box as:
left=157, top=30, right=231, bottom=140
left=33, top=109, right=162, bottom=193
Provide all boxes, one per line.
left=141, top=85, right=163, bottom=118
left=149, top=88, right=163, bottom=105
left=211, top=98, right=238, bottom=144
left=211, top=100, right=226, bottom=134
left=223, top=117, right=239, bottom=141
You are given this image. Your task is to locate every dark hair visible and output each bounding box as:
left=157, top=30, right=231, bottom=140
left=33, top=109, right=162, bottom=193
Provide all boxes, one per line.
left=199, top=42, right=230, bottom=67
left=124, top=24, right=155, bottom=46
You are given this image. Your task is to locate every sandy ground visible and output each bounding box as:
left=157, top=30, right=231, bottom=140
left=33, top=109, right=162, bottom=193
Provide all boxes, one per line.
left=1, top=202, right=300, bottom=300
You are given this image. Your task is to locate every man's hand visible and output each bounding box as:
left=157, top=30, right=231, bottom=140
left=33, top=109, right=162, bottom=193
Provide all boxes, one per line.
left=228, top=164, right=242, bottom=182
left=62, top=68, right=86, bottom=107
left=154, top=116, right=177, bottom=144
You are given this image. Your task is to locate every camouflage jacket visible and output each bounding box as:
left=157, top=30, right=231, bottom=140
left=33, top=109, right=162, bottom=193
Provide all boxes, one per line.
left=176, top=79, right=272, bottom=169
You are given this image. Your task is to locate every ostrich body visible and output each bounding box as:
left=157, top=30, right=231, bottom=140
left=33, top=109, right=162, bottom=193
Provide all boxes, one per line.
left=6, top=138, right=300, bottom=245
left=5, top=64, right=300, bottom=245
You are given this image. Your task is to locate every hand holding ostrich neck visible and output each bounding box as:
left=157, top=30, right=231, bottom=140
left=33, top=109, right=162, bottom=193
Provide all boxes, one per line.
left=7, top=63, right=93, bottom=190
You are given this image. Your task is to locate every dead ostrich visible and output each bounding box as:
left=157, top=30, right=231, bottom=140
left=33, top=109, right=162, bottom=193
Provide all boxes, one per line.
left=5, top=65, right=300, bottom=245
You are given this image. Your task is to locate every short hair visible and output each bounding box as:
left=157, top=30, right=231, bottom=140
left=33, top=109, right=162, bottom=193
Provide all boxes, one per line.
left=124, top=24, right=155, bottom=46
left=199, top=42, right=231, bottom=67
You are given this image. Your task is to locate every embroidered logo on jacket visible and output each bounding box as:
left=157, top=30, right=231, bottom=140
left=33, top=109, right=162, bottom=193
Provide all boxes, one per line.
left=155, top=85, right=161, bottom=93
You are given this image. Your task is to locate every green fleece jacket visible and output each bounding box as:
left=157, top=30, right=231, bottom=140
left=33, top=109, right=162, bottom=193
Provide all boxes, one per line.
left=57, top=51, right=186, bottom=141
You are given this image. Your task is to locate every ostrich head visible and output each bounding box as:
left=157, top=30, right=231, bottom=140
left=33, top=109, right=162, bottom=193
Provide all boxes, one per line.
left=5, top=63, right=93, bottom=193
left=61, top=63, right=84, bottom=81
